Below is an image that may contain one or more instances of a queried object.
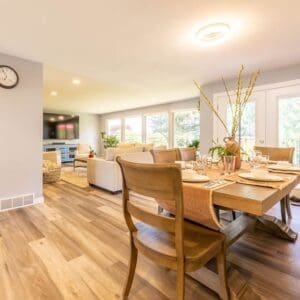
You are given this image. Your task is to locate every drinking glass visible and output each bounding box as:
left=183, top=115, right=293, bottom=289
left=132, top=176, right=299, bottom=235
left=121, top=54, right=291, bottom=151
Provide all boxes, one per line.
left=260, top=154, right=270, bottom=166
left=195, top=156, right=207, bottom=175
left=223, top=156, right=236, bottom=175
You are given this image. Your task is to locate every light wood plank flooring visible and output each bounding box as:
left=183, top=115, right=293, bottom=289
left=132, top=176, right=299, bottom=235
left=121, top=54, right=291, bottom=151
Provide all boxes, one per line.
left=0, top=181, right=299, bottom=299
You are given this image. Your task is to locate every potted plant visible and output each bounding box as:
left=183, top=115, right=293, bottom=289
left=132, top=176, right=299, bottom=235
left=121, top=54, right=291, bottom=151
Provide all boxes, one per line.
left=194, top=65, right=260, bottom=169
left=188, top=139, right=200, bottom=149
left=101, top=132, right=119, bottom=149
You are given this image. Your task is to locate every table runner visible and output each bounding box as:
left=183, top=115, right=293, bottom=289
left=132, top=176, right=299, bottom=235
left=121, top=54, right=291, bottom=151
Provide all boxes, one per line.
left=156, top=180, right=234, bottom=231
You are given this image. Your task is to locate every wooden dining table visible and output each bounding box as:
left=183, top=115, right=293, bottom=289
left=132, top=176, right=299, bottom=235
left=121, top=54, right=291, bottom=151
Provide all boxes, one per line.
left=186, top=165, right=300, bottom=299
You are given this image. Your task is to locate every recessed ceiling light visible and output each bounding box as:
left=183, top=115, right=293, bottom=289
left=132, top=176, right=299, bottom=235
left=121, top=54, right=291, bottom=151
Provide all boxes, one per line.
left=50, top=91, right=58, bottom=96
left=196, top=23, right=231, bottom=46
left=58, top=115, right=65, bottom=120
left=50, top=117, right=55, bottom=122
left=72, top=79, right=81, bottom=85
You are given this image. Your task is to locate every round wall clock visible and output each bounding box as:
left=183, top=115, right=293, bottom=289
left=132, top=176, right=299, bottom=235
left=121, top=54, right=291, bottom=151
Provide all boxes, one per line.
left=0, top=65, right=19, bottom=89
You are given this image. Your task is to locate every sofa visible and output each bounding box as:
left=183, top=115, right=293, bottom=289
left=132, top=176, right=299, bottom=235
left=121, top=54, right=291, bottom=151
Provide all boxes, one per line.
left=87, top=151, right=154, bottom=192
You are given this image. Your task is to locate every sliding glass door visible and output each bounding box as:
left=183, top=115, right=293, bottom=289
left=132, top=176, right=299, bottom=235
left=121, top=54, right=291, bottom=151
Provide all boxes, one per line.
left=213, top=83, right=300, bottom=163
left=267, top=85, right=300, bottom=163
left=213, top=91, right=266, bottom=153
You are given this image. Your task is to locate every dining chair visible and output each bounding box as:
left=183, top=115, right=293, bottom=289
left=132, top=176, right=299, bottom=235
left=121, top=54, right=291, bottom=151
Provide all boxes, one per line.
left=254, top=146, right=295, bottom=221
left=116, top=157, right=229, bottom=300
left=150, top=148, right=181, bottom=163
left=150, top=148, right=181, bottom=214
left=253, top=146, right=295, bottom=163
left=178, top=147, right=196, bottom=161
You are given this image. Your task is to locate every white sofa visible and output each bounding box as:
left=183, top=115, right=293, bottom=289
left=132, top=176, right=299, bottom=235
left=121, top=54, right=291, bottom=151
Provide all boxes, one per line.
left=87, top=151, right=153, bottom=192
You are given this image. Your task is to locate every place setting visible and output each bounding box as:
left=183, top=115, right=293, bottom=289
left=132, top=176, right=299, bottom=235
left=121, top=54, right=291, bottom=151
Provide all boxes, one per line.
left=267, top=161, right=300, bottom=175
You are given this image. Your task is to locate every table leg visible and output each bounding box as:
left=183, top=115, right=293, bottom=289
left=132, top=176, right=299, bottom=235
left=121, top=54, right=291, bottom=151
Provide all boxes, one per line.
left=189, top=266, right=262, bottom=300
left=285, top=195, right=292, bottom=218
left=280, top=198, right=287, bottom=224
left=187, top=214, right=261, bottom=299
left=256, top=215, right=298, bottom=242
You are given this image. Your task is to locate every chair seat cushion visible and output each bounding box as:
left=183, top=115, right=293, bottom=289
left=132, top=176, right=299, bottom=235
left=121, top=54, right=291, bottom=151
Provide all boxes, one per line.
left=133, top=221, right=224, bottom=271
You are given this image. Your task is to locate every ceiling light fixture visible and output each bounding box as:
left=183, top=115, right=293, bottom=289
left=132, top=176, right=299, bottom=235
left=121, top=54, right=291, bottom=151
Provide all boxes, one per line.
left=196, top=23, right=231, bottom=46
left=50, top=90, right=58, bottom=96
left=72, top=79, right=81, bottom=85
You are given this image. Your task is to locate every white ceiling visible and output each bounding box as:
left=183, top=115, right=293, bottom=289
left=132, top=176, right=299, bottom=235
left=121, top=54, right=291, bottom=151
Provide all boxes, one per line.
left=1, top=0, right=300, bottom=114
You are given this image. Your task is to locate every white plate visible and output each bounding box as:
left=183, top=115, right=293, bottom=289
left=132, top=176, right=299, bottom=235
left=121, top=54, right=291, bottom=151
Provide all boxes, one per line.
left=182, top=173, right=209, bottom=183
left=268, top=165, right=300, bottom=172
left=238, top=173, right=284, bottom=182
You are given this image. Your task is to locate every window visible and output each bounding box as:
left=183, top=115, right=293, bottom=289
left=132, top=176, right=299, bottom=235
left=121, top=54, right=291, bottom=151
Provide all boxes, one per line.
left=278, top=97, right=300, bottom=163
left=227, top=102, right=256, bottom=152
left=174, top=110, right=200, bottom=147
left=124, top=116, right=142, bottom=143
left=146, top=113, right=169, bottom=146
left=107, top=119, right=121, bottom=141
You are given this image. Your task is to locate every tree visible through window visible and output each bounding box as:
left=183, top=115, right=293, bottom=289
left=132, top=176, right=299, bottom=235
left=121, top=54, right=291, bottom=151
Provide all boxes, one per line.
left=107, top=119, right=121, bottom=141
left=174, top=110, right=200, bottom=147
left=146, top=113, right=168, bottom=146
left=279, top=97, right=300, bottom=163
left=124, top=116, right=142, bottom=143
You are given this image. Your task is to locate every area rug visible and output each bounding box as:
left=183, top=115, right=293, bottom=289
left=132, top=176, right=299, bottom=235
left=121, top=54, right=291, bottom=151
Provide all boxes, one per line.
left=60, top=166, right=89, bottom=188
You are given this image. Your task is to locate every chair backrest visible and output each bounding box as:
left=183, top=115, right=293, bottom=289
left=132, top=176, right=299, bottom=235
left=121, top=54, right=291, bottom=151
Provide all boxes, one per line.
left=150, top=148, right=180, bottom=163
left=77, top=144, right=91, bottom=154
left=116, top=157, right=184, bottom=256
left=178, top=147, right=196, bottom=161
left=254, top=146, right=295, bottom=163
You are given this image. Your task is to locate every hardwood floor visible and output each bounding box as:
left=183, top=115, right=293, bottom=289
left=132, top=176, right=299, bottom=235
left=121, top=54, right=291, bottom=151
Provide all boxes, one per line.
left=0, top=181, right=300, bottom=299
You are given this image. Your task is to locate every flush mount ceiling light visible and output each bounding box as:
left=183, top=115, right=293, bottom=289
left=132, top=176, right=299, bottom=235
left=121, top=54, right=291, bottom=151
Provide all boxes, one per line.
left=72, top=79, right=81, bottom=85
left=50, top=90, right=58, bottom=96
left=196, top=23, right=231, bottom=46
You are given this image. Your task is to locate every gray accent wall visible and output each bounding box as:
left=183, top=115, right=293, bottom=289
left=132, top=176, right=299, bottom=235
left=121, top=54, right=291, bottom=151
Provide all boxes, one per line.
left=0, top=53, right=43, bottom=199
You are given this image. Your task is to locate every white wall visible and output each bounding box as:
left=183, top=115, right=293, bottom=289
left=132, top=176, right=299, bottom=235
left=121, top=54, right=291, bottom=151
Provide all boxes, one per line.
left=0, top=53, right=43, bottom=199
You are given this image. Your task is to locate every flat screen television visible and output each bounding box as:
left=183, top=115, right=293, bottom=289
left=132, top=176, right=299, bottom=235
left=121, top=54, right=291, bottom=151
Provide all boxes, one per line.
left=43, top=113, right=79, bottom=140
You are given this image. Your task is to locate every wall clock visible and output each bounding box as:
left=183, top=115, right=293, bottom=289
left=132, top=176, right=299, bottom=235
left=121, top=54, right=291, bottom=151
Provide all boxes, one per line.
left=0, top=65, right=19, bottom=89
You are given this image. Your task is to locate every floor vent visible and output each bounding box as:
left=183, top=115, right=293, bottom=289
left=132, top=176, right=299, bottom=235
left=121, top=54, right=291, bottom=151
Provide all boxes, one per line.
left=0, top=194, right=35, bottom=211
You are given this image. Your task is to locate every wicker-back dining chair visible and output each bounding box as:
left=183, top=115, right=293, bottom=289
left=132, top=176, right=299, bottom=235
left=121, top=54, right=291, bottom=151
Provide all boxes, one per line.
left=254, top=146, right=295, bottom=221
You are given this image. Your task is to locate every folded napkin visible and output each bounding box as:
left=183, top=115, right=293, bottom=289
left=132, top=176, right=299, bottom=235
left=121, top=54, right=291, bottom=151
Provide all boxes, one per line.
left=224, top=173, right=296, bottom=190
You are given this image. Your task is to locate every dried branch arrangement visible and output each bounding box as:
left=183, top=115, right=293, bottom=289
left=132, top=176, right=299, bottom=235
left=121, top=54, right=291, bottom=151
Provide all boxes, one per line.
left=194, top=65, right=260, bottom=138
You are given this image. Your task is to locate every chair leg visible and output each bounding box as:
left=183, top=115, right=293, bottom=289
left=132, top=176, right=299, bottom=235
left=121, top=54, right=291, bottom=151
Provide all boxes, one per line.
left=123, top=234, right=138, bottom=299
left=280, top=198, right=287, bottom=224
left=217, top=248, right=229, bottom=300
left=285, top=195, right=292, bottom=219
left=231, top=210, right=236, bottom=221
left=176, top=261, right=185, bottom=300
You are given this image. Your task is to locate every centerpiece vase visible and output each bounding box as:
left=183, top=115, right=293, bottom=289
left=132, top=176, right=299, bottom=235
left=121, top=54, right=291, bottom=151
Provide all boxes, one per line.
left=223, top=136, right=241, bottom=170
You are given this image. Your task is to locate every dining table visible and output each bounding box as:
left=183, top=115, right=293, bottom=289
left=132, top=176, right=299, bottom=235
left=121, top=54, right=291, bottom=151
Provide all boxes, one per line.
left=183, top=162, right=300, bottom=299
